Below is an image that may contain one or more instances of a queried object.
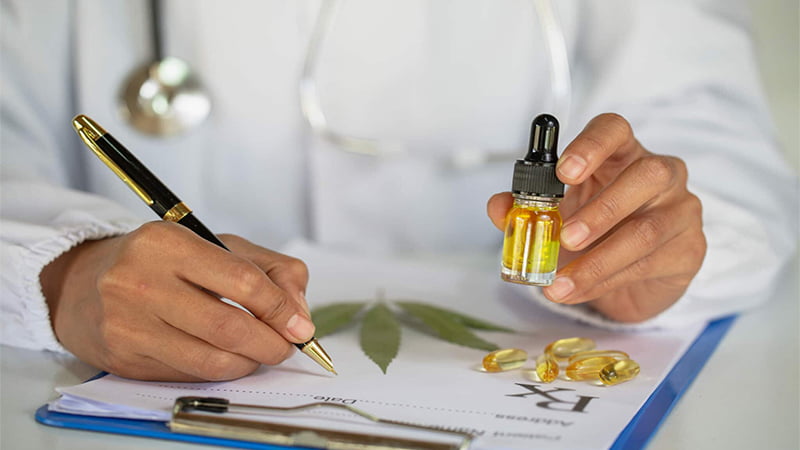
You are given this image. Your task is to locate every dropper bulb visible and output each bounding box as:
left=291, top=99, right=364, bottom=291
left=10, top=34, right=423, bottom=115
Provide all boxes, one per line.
left=526, top=114, right=560, bottom=162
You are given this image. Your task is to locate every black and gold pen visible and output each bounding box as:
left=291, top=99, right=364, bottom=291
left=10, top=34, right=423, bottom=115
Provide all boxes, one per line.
left=72, top=114, right=336, bottom=375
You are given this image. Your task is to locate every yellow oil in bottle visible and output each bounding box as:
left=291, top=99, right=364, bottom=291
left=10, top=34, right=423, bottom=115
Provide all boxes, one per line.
left=501, top=196, right=562, bottom=286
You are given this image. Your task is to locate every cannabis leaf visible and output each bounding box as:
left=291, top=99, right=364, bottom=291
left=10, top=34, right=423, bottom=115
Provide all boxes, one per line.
left=396, top=302, right=500, bottom=352
left=359, top=303, right=401, bottom=373
left=395, top=301, right=515, bottom=332
left=312, top=302, right=366, bottom=338
left=310, top=295, right=514, bottom=373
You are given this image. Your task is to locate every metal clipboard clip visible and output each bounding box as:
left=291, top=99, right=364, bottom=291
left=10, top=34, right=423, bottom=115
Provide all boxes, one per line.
left=170, top=397, right=474, bottom=450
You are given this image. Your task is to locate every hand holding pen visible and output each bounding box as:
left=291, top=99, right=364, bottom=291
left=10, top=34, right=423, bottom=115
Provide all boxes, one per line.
left=39, top=115, right=334, bottom=382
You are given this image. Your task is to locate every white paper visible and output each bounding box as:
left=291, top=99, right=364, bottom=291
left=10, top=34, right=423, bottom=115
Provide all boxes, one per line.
left=51, top=241, right=705, bottom=449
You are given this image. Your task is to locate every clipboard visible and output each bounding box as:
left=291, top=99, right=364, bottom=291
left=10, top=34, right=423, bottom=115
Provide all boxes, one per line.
left=38, top=396, right=473, bottom=450
left=35, top=315, right=737, bottom=450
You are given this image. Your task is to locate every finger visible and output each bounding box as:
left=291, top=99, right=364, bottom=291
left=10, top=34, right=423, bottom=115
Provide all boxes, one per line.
left=544, top=200, right=698, bottom=304
left=87, top=323, right=206, bottom=381
left=171, top=231, right=315, bottom=344
left=95, top=315, right=253, bottom=382
left=572, top=229, right=706, bottom=322
left=144, top=319, right=262, bottom=381
left=105, top=354, right=208, bottom=382
left=155, top=279, right=295, bottom=366
left=560, top=155, right=687, bottom=251
left=556, top=113, right=644, bottom=185
left=487, top=192, right=514, bottom=230
left=549, top=227, right=702, bottom=306
left=221, top=235, right=310, bottom=312
left=564, top=232, right=706, bottom=323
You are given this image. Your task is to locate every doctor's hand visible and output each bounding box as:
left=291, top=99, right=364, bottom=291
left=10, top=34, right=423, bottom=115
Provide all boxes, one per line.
left=487, top=113, right=706, bottom=323
left=40, top=221, right=312, bottom=381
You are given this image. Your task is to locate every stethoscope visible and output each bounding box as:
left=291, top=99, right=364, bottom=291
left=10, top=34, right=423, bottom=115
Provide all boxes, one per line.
left=118, top=0, right=211, bottom=137
left=120, top=0, right=571, bottom=169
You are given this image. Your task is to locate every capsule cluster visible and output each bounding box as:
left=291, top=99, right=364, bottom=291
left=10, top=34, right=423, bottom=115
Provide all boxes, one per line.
left=480, top=337, right=640, bottom=386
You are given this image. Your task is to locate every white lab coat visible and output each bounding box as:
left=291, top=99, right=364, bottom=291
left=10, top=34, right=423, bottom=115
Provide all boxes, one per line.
left=1, top=0, right=797, bottom=353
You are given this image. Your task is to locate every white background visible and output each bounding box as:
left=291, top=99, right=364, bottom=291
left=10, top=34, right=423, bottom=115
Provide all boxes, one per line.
left=749, top=0, right=799, bottom=173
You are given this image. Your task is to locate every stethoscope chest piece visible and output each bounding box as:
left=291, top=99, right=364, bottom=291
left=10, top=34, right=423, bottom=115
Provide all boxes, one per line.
left=118, top=0, right=210, bottom=137
left=119, top=56, right=210, bottom=137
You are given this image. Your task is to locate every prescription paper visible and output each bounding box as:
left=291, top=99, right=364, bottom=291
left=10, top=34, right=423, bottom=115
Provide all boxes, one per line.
left=51, top=241, right=705, bottom=449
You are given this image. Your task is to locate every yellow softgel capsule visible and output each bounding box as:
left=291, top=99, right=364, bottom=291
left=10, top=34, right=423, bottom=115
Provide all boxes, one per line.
left=535, top=353, right=559, bottom=383
left=568, top=349, right=630, bottom=364
left=565, top=356, right=618, bottom=381
left=544, top=337, right=596, bottom=360
left=599, top=359, right=641, bottom=385
left=482, top=348, right=528, bottom=372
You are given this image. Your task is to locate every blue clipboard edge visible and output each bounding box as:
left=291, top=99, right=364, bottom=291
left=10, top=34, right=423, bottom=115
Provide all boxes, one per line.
left=35, top=405, right=313, bottom=450
left=35, top=315, right=737, bottom=450
left=609, top=314, right=737, bottom=449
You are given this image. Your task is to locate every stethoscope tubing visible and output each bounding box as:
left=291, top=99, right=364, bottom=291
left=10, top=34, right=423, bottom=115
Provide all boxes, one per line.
left=123, top=0, right=572, bottom=166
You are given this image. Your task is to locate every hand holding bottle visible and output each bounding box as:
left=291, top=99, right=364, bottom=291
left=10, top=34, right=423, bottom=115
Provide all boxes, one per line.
left=488, top=113, right=706, bottom=322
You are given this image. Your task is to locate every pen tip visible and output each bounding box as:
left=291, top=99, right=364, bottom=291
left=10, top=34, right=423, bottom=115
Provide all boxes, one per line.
left=298, top=338, right=337, bottom=375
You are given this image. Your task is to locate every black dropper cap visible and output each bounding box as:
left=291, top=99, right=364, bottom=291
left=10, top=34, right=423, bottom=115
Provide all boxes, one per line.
left=511, top=114, right=565, bottom=198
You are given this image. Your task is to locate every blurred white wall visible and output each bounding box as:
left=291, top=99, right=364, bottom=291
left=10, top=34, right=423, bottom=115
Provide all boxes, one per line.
left=748, top=0, right=799, bottom=175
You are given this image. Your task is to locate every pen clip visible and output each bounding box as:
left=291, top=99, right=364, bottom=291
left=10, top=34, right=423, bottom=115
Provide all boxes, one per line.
left=72, top=115, right=154, bottom=206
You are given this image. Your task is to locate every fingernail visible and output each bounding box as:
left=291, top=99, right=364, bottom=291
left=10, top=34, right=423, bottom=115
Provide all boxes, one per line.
left=286, top=314, right=315, bottom=342
left=561, top=221, right=590, bottom=248
left=546, top=277, right=575, bottom=302
left=557, top=155, right=587, bottom=181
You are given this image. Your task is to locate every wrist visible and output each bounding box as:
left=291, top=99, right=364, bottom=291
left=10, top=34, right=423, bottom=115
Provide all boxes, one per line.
left=39, top=238, right=106, bottom=336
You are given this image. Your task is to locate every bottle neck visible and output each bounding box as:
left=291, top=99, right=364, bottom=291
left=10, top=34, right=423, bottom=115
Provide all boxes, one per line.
left=512, top=193, right=561, bottom=209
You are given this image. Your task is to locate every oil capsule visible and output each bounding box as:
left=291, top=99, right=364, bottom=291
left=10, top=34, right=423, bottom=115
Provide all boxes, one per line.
left=599, top=359, right=640, bottom=386
left=568, top=349, right=630, bottom=364
left=535, top=353, right=559, bottom=383
left=565, top=356, right=618, bottom=381
left=544, top=337, right=596, bottom=360
left=482, top=348, right=528, bottom=372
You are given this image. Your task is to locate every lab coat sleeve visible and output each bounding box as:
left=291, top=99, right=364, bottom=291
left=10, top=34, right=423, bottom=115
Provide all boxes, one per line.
left=528, top=0, right=798, bottom=329
left=0, top=0, right=143, bottom=352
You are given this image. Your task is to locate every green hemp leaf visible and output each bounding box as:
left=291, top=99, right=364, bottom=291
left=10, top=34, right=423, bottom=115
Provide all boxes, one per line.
left=311, top=302, right=367, bottom=338
left=395, top=302, right=500, bottom=352
left=395, top=301, right=515, bottom=333
left=359, top=303, right=401, bottom=374
left=311, top=295, right=514, bottom=373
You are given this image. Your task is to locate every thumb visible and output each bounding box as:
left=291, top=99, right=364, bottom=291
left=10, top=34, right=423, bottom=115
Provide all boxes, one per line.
left=487, top=192, right=513, bottom=231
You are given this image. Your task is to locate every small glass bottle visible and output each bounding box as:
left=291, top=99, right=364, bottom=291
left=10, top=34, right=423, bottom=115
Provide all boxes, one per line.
left=500, top=114, right=565, bottom=286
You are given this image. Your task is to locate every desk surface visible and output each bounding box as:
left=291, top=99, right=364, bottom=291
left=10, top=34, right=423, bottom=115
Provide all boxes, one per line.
left=2, top=257, right=797, bottom=450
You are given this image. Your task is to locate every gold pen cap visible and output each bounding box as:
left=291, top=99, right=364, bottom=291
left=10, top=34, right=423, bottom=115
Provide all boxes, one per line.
left=72, top=114, right=153, bottom=205
left=72, top=114, right=106, bottom=140
left=298, top=338, right=337, bottom=375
